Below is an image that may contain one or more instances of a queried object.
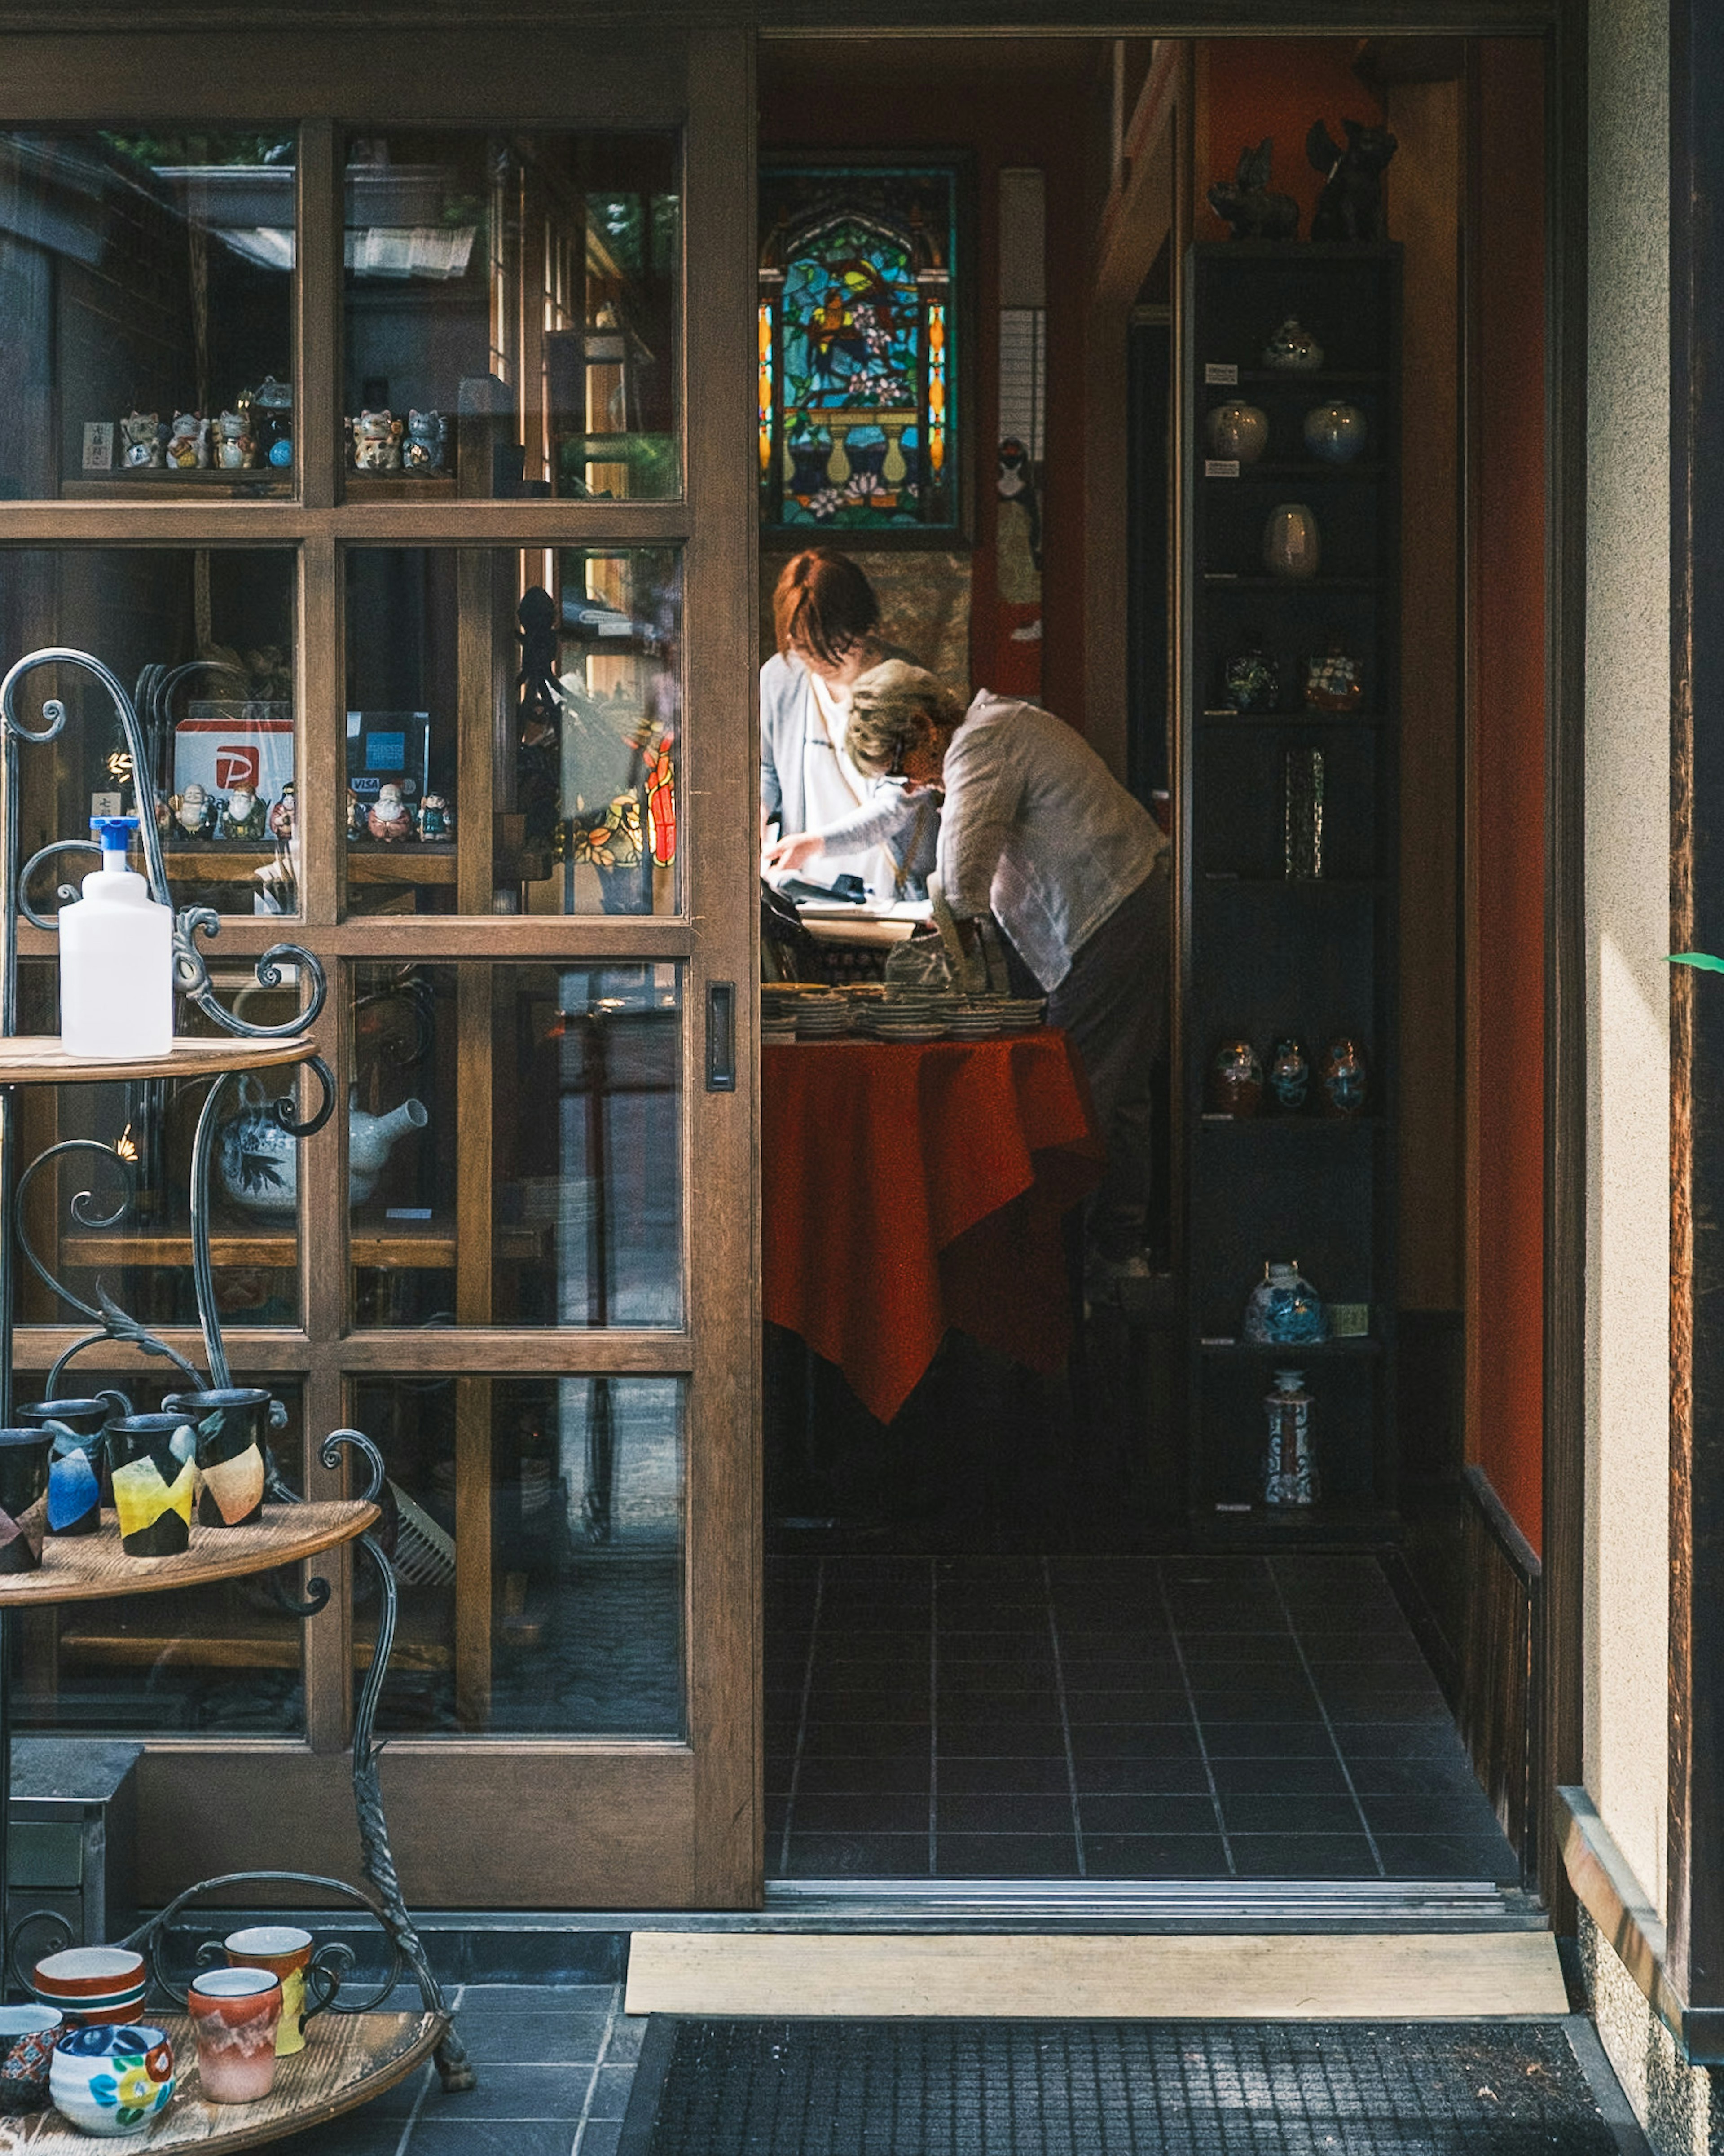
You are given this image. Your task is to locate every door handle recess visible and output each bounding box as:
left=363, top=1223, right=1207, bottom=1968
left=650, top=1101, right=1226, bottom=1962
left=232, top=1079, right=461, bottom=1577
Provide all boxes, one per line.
left=706, top=981, right=736, bottom=1091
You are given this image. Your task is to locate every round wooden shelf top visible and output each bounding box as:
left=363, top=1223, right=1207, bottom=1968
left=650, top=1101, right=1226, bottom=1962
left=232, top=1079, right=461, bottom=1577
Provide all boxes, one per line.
left=2, top=2009, right=443, bottom=2151
left=0, top=1036, right=316, bottom=1085
left=0, top=1501, right=380, bottom=1606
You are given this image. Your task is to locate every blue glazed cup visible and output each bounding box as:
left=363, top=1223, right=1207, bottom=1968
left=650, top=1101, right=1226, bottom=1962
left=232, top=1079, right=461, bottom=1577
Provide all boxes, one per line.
left=17, top=1393, right=128, bottom=1537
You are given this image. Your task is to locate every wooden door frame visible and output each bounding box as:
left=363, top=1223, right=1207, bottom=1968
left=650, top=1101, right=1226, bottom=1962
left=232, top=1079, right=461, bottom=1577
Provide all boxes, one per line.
left=0, top=20, right=763, bottom=1912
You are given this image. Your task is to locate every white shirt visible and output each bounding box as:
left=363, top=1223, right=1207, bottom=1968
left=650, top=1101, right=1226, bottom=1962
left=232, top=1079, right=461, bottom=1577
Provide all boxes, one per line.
left=800, top=672, right=899, bottom=896
left=937, top=690, right=1166, bottom=990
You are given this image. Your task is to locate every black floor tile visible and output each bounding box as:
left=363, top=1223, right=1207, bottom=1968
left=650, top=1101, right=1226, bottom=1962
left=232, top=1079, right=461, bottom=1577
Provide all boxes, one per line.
left=411, top=2126, right=578, bottom=2156
left=1332, top=1721, right=1473, bottom=1759
left=1374, top=1832, right=1520, bottom=1881
left=778, top=1831, right=930, bottom=1876
left=800, top=1722, right=932, bottom=1756
left=1219, top=1791, right=1364, bottom=1835
left=1082, top=1834, right=1230, bottom=1877
left=937, top=1756, right=1073, bottom=1794
left=1228, top=1834, right=1381, bottom=1878
left=937, top=1792, right=1075, bottom=1834
left=788, top=1792, right=930, bottom=1834
left=1208, top=1755, right=1351, bottom=1794
left=792, top=1753, right=932, bottom=1793
left=1073, top=1755, right=1211, bottom=1795
left=1190, top=1690, right=1324, bottom=1720
left=1062, top=1689, right=1194, bottom=1724
left=1356, top=1791, right=1508, bottom=1837
left=1068, top=1723, right=1201, bottom=1759
left=456, top=2011, right=612, bottom=2065
left=935, top=1833, right=1082, bottom=1876
left=416, top=2063, right=593, bottom=2119
left=1344, top=1756, right=1491, bottom=1796
left=939, top=1719, right=1069, bottom=1755
left=1078, top=1791, right=1218, bottom=1835
left=802, top=1698, right=933, bottom=1723
left=1200, top=1720, right=1336, bottom=1757
left=1173, top=1632, right=1293, bottom=1661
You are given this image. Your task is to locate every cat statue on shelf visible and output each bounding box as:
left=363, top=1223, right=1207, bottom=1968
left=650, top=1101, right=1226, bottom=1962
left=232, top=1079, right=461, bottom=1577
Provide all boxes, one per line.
left=119, top=411, right=163, bottom=470
left=1208, top=138, right=1300, bottom=240
left=165, top=413, right=209, bottom=469
left=1307, top=119, right=1399, bottom=243
left=214, top=410, right=255, bottom=469
left=401, top=409, right=446, bottom=472
left=352, top=409, right=404, bottom=472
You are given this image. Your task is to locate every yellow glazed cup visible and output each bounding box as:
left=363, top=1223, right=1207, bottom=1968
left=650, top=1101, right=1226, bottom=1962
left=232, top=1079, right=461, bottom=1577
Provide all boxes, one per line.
left=222, top=1927, right=325, bottom=2056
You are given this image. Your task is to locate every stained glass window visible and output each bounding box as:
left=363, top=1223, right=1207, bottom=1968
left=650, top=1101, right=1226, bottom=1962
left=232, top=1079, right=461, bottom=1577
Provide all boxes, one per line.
left=758, top=166, right=959, bottom=534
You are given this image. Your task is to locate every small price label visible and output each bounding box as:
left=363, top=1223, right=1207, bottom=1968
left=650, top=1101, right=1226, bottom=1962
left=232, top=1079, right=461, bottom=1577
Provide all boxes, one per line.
left=1204, top=362, right=1239, bottom=385
left=81, top=421, right=114, bottom=472
left=1205, top=459, right=1240, bottom=480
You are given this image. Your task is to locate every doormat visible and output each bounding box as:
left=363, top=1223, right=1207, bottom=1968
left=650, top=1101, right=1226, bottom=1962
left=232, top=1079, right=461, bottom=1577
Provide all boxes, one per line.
left=620, top=2018, right=1628, bottom=2154
left=625, top=1930, right=1569, bottom=2020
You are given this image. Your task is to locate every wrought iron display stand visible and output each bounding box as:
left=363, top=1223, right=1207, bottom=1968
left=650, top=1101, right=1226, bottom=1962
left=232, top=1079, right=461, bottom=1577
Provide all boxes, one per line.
left=0, top=648, right=474, bottom=2143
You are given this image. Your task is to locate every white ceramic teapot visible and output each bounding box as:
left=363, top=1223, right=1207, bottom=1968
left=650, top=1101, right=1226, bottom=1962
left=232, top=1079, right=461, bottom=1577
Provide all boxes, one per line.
left=219, top=1081, right=428, bottom=1213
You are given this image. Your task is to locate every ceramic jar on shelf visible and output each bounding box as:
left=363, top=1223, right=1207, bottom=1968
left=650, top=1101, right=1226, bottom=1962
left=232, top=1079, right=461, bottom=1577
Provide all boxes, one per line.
left=1262, top=317, right=1324, bottom=371
left=1244, top=1260, right=1328, bottom=1346
left=1303, top=399, right=1367, bottom=464
left=1264, top=503, right=1321, bottom=579
left=1264, top=1035, right=1311, bottom=1114
left=1222, top=630, right=1280, bottom=713
left=1204, top=399, right=1269, bottom=464
left=1319, top=1036, right=1370, bottom=1117
left=1205, top=1039, right=1263, bottom=1118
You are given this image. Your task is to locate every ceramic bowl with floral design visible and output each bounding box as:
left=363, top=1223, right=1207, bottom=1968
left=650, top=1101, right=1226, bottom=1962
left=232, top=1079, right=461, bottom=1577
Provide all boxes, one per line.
left=49, top=2022, right=174, bottom=2135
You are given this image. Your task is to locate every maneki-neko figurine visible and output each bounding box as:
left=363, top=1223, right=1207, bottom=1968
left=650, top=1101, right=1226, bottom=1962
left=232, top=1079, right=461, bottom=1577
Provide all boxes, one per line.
left=165, top=412, right=210, bottom=469
left=120, top=411, right=163, bottom=469
left=214, top=409, right=255, bottom=469
left=353, top=409, right=405, bottom=472
left=402, top=409, right=447, bottom=472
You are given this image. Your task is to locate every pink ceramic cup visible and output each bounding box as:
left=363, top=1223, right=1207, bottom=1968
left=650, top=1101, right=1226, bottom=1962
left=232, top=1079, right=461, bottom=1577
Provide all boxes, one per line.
left=187, top=1968, right=281, bottom=2103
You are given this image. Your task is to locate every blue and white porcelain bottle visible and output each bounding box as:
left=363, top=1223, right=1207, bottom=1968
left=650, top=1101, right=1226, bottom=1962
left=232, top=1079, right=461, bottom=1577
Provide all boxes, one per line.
left=1244, top=1260, right=1328, bottom=1345
left=1264, top=1369, right=1319, bottom=1505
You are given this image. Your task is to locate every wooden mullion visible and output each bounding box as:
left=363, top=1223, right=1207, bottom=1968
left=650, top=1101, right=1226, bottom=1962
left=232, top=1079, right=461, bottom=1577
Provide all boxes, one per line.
left=455, top=554, right=501, bottom=916
left=296, top=121, right=341, bottom=515
left=299, top=538, right=341, bottom=930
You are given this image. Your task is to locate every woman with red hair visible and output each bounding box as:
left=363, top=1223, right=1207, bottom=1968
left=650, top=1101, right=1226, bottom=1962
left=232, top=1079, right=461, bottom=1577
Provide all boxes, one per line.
left=760, top=548, right=937, bottom=898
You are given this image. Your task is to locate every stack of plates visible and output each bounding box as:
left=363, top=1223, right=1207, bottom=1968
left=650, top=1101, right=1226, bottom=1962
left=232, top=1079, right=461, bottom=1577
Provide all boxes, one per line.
left=946, top=1003, right=1003, bottom=1039
left=873, top=1009, right=948, bottom=1043
left=794, top=993, right=852, bottom=1041
left=997, top=999, right=1046, bottom=1032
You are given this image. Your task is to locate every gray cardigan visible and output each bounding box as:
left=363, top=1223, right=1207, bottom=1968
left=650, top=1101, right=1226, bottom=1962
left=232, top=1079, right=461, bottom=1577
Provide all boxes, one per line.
left=760, top=649, right=938, bottom=894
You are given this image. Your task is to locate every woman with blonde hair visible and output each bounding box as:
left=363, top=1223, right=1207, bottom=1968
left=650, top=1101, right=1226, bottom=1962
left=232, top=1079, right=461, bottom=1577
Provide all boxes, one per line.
left=846, top=660, right=1169, bottom=1275
left=759, top=549, right=937, bottom=898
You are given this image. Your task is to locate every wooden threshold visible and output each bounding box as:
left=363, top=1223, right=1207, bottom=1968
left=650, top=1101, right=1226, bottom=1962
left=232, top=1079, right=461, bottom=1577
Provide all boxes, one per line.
left=624, top=1931, right=1570, bottom=2021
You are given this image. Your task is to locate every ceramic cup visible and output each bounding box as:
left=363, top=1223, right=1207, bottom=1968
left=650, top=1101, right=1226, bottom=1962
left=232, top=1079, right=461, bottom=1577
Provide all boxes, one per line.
left=18, top=1392, right=128, bottom=1536
left=0, top=1431, right=52, bottom=1574
left=160, top=1388, right=270, bottom=1529
left=187, top=1968, right=281, bottom=2102
left=223, top=1927, right=337, bottom=2055
left=106, top=1415, right=196, bottom=1557
left=49, top=2023, right=174, bottom=2135
left=0, top=2005, right=62, bottom=2112
left=31, top=1947, right=148, bottom=2027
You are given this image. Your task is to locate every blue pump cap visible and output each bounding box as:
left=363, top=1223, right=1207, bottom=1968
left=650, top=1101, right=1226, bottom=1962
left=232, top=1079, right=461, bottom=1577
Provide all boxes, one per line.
left=90, top=815, right=139, bottom=863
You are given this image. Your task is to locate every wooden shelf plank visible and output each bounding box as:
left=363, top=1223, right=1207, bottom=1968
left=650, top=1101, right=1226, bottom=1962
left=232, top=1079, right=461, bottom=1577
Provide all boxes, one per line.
left=0, top=1503, right=379, bottom=1608
left=62, top=1217, right=541, bottom=1271
left=5, top=2010, right=444, bottom=2152
left=0, top=1038, right=315, bottom=1085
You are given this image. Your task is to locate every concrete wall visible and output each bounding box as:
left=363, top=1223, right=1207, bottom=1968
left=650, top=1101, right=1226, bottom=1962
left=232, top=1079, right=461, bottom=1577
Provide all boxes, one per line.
left=1585, top=0, right=1671, bottom=1959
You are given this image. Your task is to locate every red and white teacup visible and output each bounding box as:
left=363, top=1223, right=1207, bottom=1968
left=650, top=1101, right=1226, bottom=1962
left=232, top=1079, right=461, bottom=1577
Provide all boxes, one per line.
left=222, top=1927, right=335, bottom=2055
left=188, top=1968, right=282, bottom=2102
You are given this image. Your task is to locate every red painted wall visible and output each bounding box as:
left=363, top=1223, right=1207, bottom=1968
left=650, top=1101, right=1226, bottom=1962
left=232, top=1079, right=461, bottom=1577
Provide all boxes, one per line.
left=759, top=53, right=1095, bottom=728
left=1469, top=40, right=1547, bottom=1551
left=1197, top=39, right=1385, bottom=243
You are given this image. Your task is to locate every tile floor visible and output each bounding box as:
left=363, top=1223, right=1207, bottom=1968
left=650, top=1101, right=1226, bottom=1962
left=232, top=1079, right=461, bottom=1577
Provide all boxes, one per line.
left=268, top=1984, right=646, bottom=2156
left=765, top=1553, right=1520, bottom=1881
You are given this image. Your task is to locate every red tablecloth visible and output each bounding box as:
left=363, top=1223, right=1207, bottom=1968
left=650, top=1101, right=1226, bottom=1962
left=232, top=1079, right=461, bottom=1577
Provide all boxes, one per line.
left=762, top=1031, right=1104, bottom=1423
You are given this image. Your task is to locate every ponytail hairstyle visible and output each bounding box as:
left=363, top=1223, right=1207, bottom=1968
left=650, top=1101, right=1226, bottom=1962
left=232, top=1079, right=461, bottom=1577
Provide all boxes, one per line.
left=771, top=549, right=881, bottom=667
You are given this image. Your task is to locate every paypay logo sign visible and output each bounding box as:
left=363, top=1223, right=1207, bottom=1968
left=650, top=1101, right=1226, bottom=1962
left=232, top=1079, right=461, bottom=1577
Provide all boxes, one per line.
left=215, top=745, right=261, bottom=791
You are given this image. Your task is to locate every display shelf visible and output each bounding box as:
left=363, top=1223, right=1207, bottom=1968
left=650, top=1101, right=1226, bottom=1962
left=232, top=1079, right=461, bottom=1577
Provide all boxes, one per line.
left=1195, top=1502, right=1403, bottom=1551
left=57, top=476, right=294, bottom=503
left=4, top=2009, right=443, bottom=2152
left=0, top=1038, right=314, bottom=1086
left=347, top=848, right=456, bottom=886
left=1197, top=1113, right=1382, bottom=1130
left=65, top=1217, right=544, bottom=1272
left=0, top=1504, right=378, bottom=1608
left=1196, top=1337, right=1383, bottom=1358
left=345, top=474, right=459, bottom=501
left=1201, top=574, right=1382, bottom=590
left=1199, top=876, right=1388, bottom=893
left=1235, top=368, right=1388, bottom=386
left=1203, top=461, right=1388, bottom=480
left=1199, top=710, right=1390, bottom=727
left=61, top=1595, right=453, bottom=1674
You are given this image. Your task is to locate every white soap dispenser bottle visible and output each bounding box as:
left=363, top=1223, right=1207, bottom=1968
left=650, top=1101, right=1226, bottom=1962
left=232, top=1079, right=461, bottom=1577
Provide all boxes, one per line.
left=58, top=816, right=173, bottom=1059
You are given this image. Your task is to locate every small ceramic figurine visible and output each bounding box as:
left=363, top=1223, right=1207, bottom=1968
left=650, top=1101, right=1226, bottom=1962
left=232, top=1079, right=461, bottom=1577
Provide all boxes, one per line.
left=119, top=411, right=163, bottom=469
left=1265, top=1035, right=1311, bottom=1113
left=346, top=788, right=366, bottom=840
left=401, top=409, right=446, bottom=472
left=214, top=409, right=255, bottom=469
left=165, top=412, right=209, bottom=469
left=1262, top=317, right=1324, bottom=371
left=1207, top=139, right=1299, bottom=241
left=1304, top=639, right=1363, bottom=711
left=1223, top=630, right=1280, bottom=714
left=417, top=791, right=452, bottom=840
left=353, top=410, right=404, bottom=472
left=172, top=784, right=214, bottom=840
left=1319, top=1036, right=1370, bottom=1118
left=267, top=782, right=295, bottom=840
left=366, top=782, right=415, bottom=842
left=216, top=785, right=268, bottom=842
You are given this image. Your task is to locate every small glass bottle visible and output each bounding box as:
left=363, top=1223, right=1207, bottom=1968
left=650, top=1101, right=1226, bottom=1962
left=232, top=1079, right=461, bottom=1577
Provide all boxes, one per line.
left=1284, top=746, right=1325, bottom=880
